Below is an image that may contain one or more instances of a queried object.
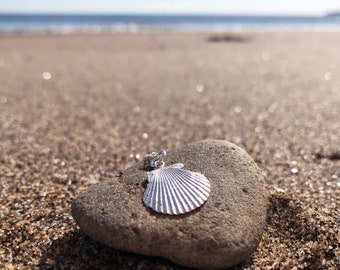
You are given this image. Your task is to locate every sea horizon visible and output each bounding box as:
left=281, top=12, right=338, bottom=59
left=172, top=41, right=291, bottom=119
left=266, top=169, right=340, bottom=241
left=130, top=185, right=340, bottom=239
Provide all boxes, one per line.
left=1, top=13, right=340, bottom=34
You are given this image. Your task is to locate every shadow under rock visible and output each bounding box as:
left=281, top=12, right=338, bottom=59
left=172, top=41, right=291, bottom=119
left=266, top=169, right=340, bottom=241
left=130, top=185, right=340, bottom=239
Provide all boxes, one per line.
left=266, top=193, right=318, bottom=242
left=39, top=229, right=256, bottom=270
left=40, top=193, right=329, bottom=269
left=265, top=193, right=337, bottom=269
left=38, top=230, right=190, bottom=270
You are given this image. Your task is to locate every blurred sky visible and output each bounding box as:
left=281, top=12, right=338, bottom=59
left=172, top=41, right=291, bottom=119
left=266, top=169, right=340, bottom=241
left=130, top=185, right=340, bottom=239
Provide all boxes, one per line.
left=1, top=0, right=339, bottom=16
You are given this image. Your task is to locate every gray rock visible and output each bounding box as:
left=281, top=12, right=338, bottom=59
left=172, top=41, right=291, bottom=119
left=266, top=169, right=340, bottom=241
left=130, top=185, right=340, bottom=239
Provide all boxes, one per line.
left=72, top=140, right=268, bottom=269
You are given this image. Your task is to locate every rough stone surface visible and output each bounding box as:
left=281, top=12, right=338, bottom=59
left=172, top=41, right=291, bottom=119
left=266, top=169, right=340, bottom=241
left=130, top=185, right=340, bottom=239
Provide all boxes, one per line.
left=72, top=140, right=268, bottom=269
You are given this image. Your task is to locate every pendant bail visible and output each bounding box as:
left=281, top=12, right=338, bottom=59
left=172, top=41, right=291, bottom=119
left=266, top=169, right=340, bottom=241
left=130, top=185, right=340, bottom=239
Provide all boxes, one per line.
left=144, top=149, right=166, bottom=170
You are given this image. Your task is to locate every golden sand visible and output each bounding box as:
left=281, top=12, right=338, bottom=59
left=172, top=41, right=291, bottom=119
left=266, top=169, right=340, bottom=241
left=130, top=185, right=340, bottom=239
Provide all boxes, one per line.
left=0, top=32, right=339, bottom=269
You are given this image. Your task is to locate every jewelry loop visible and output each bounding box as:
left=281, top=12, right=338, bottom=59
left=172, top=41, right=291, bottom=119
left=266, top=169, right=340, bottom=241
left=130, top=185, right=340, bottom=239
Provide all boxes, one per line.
left=144, top=149, right=166, bottom=170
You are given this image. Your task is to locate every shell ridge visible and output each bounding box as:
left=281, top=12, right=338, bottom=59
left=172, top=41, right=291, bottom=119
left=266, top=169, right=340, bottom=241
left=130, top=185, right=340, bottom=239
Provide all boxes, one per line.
left=162, top=174, right=172, bottom=214
left=166, top=169, right=183, bottom=214
left=151, top=168, right=181, bottom=214
left=172, top=175, right=189, bottom=213
left=184, top=172, right=211, bottom=196
left=158, top=171, right=165, bottom=213
left=157, top=170, right=166, bottom=213
left=172, top=169, right=210, bottom=204
left=162, top=171, right=173, bottom=214
left=163, top=172, right=170, bottom=213
left=171, top=169, right=201, bottom=206
left=170, top=169, right=199, bottom=211
left=153, top=171, right=161, bottom=211
left=178, top=170, right=211, bottom=194
left=166, top=169, right=191, bottom=213
left=163, top=169, right=179, bottom=214
left=191, top=172, right=211, bottom=188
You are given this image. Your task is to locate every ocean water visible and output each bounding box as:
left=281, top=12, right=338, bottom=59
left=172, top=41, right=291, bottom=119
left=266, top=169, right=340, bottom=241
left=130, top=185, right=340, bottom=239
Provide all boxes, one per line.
left=0, top=14, right=340, bottom=33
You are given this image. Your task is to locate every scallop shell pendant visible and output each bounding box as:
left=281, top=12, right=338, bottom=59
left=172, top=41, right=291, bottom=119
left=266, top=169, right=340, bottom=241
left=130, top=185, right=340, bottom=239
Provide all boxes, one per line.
left=143, top=163, right=211, bottom=215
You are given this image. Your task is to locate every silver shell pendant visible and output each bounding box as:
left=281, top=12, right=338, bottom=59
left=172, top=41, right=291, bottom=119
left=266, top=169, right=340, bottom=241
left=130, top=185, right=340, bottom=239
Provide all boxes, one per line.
left=142, top=150, right=211, bottom=215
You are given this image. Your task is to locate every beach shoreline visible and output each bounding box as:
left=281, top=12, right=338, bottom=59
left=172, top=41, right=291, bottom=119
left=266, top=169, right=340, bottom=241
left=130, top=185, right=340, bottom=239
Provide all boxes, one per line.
left=2, top=27, right=340, bottom=37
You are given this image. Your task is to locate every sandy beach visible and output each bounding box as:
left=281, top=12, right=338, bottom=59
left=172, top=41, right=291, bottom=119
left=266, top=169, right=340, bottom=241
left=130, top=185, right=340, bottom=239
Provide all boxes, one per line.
left=0, top=32, right=339, bottom=269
